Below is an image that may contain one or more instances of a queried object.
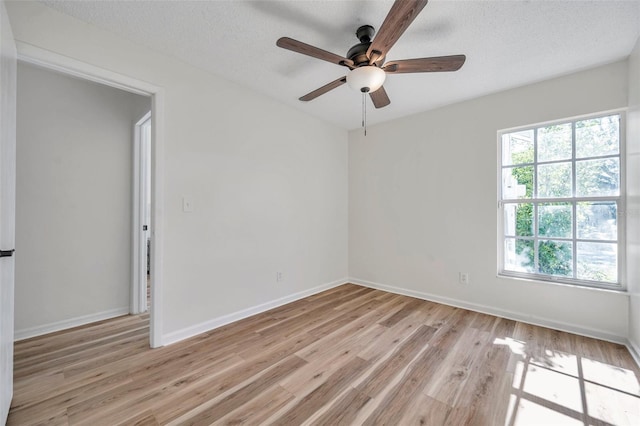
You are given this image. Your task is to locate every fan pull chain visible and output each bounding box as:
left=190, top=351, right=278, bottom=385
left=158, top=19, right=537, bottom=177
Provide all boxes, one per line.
left=362, top=92, right=367, bottom=136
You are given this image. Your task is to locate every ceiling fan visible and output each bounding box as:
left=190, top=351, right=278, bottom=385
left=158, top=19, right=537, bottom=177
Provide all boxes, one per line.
left=276, top=0, right=466, bottom=110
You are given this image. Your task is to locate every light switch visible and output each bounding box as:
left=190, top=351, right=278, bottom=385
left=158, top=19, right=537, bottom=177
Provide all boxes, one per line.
left=182, top=196, right=193, bottom=212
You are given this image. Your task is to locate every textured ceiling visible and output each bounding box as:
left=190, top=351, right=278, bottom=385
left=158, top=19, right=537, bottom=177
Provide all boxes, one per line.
left=39, top=0, right=640, bottom=130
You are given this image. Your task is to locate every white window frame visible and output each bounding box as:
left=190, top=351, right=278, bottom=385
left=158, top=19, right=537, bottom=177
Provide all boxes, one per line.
left=497, top=110, right=626, bottom=290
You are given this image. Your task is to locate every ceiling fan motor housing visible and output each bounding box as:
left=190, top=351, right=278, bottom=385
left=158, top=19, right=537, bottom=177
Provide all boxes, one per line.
left=347, top=42, right=371, bottom=66
left=356, top=25, right=375, bottom=43
left=347, top=25, right=383, bottom=66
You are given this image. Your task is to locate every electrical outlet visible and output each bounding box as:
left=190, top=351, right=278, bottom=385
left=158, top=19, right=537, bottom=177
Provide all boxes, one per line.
left=459, top=272, right=470, bottom=285
left=276, top=272, right=284, bottom=282
left=182, top=196, right=193, bottom=212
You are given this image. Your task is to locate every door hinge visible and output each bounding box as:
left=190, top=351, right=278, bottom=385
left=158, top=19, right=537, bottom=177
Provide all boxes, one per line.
left=0, top=249, right=15, bottom=258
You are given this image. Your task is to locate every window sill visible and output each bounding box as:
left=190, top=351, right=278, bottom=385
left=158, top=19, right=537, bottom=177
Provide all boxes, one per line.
left=497, top=272, right=628, bottom=295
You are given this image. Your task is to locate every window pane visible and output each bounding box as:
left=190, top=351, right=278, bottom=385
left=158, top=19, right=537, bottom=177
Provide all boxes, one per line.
left=504, top=203, right=533, bottom=237
left=503, top=166, right=533, bottom=199
left=538, top=203, right=572, bottom=238
left=538, top=123, right=572, bottom=162
left=502, top=130, right=534, bottom=166
left=576, top=158, right=619, bottom=197
left=538, top=162, right=571, bottom=198
left=577, top=242, right=617, bottom=283
left=538, top=240, right=573, bottom=277
left=505, top=238, right=534, bottom=273
left=577, top=202, right=617, bottom=241
left=576, top=115, right=619, bottom=158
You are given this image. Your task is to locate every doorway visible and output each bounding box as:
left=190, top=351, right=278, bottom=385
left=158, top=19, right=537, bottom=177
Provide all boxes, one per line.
left=15, top=44, right=165, bottom=348
left=15, top=61, right=150, bottom=338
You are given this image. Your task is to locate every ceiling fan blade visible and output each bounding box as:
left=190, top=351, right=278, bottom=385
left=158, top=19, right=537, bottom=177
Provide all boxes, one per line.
left=277, top=37, right=354, bottom=68
left=299, top=76, right=347, bottom=101
left=369, top=86, right=391, bottom=109
left=367, top=0, right=429, bottom=63
left=383, top=55, right=466, bottom=73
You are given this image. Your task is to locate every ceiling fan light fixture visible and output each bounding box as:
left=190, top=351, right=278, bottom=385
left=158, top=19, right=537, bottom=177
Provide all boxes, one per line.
left=347, top=66, right=386, bottom=93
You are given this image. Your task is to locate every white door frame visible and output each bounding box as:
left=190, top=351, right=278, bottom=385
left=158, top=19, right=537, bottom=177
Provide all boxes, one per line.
left=132, top=112, right=151, bottom=315
left=0, top=2, right=17, bottom=422
left=16, top=42, right=166, bottom=348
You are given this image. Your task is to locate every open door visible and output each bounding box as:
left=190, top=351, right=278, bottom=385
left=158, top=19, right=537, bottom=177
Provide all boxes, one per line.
left=133, top=112, right=151, bottom=314
left=0, top=1, right=17, bottom=422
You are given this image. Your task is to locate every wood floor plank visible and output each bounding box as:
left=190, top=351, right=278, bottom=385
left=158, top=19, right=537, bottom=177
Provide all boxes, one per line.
left=424, top=303, right=460, bottom=328
left=331, top=286, right=377, bottom=311
left=256, top=300, right=346, bottom=340
left=61, top=338, right=150, bottom=378
left=13, top=329, right=254, bottom=412
left=116, top=410, right=159, bottom=426
left=357, top=324, right=437, bottom=398
left=357, top=302, right=436, bottom=361
left=309, top=386, right=372, bottom=425
left=419, top=327, right=485, bottom=406
left=274, top=356, right=371, bottom=425
left=170, top=355, right=306, bottom=425
left=361, top=342, right=446, bottom=425
left=9, top=284, right=640, bottom=426
left=296, top=295, right=404, bottom=363
left=302, top=283, right=362, bottom=302
left=8, top=369, right=135, bottom=424
left=69, top=353, right=246, bottom=426
left=14, top=326, right=149, bottom=370
left=214, top=385, right=295, bottom=426
left=378, top=297, right=425, bottom=328
left=65, top=350, right=244, bottom=424
left=306, top=298, right=384, bottom=338
left=152, top=333, right=318, bottom=424
left=444, top=342, right=515, bottom=425
left=281, top=323, right=385, bottom=398
left=14, top=315, right=147, bottom=357
left=15, top=331, right=149, bottom=379
left=6, top=408, right=70, bottom=426
left=12, top=371, right=64, bottom=401
left=400, top=392, right=451, bottom=425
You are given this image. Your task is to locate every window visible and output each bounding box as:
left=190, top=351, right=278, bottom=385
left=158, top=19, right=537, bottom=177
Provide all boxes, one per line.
left=498, top=113, right=624, bottom=289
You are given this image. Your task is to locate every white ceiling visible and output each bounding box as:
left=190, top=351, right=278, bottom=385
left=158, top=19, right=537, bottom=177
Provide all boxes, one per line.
left=39, top=0, right=640, bottom=130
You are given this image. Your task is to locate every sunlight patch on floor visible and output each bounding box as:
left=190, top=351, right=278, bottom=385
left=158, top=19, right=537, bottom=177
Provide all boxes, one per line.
left=581, top=357, right=640, bottom=396
left=496, top=337, right=640, bottom=425
left=585, top=381, right=640, bottom=425
left=521, top=363, right=583, bottom=413
left=510, top=398, right=583, bottom=426
left=530, top=350, right=579, bottom=377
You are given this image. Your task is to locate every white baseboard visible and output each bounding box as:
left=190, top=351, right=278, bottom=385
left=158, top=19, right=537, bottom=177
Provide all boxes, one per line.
left=627, top=339, right=640, bottom=369
left=161, top=278, right=348, bottom=346
left=349, top=277, right=628, bottom=346
left=14, top=307, right=130, bottom=341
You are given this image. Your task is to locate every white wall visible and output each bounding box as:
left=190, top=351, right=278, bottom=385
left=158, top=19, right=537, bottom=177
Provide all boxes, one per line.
left=14, top=62, right=150, bottom=338
left=6, top=1, right=348, bottom=342
left=628, top=37, right=640, bottom=359
left=349, top=61, right=630, bottom=342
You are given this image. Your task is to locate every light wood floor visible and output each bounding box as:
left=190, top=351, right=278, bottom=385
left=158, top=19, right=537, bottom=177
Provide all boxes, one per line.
left=8, top=284, right=640, bottom=425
